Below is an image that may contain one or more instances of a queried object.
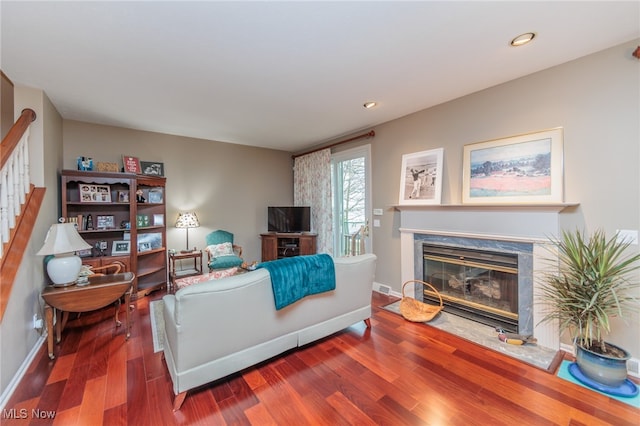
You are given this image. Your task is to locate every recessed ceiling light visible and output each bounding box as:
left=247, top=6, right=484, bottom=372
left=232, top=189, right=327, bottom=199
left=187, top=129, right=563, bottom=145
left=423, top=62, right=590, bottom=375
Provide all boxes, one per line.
left=363, top=101, right=377, bottom=109
left=510, top=32, right=536, bottom=47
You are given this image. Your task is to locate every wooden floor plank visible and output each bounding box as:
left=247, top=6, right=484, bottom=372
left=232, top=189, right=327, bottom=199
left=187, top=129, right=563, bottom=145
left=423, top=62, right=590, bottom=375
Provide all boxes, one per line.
left=56, top=363, right=89, bottom=412
left=241, top=368, right=267, bottom=391
left=76, top=375, right=106, bottom=425
left=86, top=326, right=112, bottom=381
left=179, top=389, right=226, bottom=425
left=243, top=402, right=278, bottom=425
left=125, top=357, right=149, bottom=425
left=33, top=380, right=65, bottom=416
left=104, top=336, right=128, bottom=410
left=46, top=353, right=76, bottom=385
left=325, top=391, right=378, bottom=426
left=51, top=405, right=80, bottom=426
left=102, top=403, right=127, bottom=426
left=299, top=389, right=353, bottom=425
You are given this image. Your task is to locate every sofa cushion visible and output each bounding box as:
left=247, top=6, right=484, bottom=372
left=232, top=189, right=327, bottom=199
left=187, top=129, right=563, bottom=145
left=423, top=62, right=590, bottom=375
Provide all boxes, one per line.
left=208, top=255, right=243, bottom=270
left=206, top=242, right=234, bottom=257
left=175, top=267, right=238, bottom=289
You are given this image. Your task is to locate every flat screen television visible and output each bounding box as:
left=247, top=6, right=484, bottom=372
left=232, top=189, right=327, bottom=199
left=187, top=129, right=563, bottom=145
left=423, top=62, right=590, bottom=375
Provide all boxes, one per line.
left=268, top=206, right=311, bottom=233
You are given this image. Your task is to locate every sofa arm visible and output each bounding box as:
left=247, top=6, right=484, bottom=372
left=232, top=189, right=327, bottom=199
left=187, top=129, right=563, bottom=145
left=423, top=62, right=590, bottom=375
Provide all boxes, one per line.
left=162, top=295, right=180, bottom=352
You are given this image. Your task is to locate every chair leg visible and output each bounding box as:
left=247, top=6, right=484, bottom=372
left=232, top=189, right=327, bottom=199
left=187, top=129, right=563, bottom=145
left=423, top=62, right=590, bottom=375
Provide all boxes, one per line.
left=114, top=299, right=122, bottom=327
left=364, top=318, right=371, bottom=328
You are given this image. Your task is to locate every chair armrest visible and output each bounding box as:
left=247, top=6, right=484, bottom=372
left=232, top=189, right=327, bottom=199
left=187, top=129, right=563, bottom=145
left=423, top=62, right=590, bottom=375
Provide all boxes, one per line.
left=90, top=260, right=125, bottom=275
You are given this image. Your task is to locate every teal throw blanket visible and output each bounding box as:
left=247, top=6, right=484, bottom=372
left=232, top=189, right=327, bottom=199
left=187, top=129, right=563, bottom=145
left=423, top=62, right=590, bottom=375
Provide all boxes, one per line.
left=257, top=254, right=336, bottom=310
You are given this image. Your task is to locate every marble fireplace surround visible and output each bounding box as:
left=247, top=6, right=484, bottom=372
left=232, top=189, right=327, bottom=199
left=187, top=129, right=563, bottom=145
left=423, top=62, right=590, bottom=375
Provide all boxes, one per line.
left=398, top=204, right=576, bottom=351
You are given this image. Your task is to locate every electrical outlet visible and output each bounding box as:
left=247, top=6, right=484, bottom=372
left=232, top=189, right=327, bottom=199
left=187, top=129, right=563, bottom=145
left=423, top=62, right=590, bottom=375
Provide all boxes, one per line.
left=33, top=314, right=43, bottom=330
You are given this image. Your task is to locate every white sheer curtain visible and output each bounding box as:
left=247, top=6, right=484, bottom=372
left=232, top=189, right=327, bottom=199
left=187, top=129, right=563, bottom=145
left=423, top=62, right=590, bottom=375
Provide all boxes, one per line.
left=293, top=149, right=333, bottom=255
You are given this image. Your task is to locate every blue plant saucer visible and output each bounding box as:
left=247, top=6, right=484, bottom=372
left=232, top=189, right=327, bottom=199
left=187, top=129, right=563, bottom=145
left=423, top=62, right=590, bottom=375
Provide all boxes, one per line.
left=568, top=362, right=639, bottom=397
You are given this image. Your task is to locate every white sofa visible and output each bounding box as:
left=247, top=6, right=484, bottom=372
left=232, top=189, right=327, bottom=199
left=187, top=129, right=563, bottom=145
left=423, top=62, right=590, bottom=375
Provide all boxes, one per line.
left=162, top=253, right=377, bottom=410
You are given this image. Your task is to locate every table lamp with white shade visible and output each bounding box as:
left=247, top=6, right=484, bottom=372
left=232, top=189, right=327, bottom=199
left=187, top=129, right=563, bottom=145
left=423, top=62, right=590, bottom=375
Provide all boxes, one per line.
left=175, top=212, right=200, bottom=253
left=37, top=222, right=92, bottom=286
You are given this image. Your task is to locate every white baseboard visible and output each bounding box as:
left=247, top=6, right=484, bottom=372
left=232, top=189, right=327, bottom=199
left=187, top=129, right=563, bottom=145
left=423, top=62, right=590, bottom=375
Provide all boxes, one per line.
left=560, top=343, right=574, bottom=356
left=0, top=335, right=46, bottom=411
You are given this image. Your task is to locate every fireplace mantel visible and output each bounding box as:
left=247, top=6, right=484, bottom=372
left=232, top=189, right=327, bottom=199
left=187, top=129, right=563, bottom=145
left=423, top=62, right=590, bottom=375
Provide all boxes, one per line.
left=392, top=202, right=578, bottom=212
left=396, top=202, right=579, bottom=242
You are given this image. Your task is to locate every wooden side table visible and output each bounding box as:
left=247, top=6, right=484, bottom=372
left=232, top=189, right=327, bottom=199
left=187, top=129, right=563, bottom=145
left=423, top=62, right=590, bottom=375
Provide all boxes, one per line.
left=169, top=250, right=203, bottom=292
left=41, top=272, right=135, bottom=360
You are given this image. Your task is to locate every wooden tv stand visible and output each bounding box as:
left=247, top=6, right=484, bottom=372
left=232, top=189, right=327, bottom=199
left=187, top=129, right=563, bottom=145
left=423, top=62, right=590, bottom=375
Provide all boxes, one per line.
left=260, top=233, right=317, bottom=261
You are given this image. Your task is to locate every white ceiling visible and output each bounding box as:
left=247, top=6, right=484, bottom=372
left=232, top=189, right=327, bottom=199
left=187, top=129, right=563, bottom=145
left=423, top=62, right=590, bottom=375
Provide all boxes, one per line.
left=2, top=1, right=639, bottom=152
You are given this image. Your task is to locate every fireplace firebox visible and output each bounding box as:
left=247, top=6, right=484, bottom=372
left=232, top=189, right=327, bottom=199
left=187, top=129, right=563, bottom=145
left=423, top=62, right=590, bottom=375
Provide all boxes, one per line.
left=423, top=244, right=519, bottom=332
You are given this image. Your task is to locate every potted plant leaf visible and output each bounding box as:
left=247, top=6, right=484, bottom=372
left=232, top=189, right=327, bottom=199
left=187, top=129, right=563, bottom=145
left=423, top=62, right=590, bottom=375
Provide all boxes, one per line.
left=538, top=229, right=640, bottom=388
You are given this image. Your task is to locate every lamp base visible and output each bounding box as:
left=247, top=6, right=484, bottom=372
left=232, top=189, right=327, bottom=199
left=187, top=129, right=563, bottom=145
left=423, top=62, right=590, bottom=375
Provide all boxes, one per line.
left=51, top=281, right=78, bottom=287
left=46, top=254, right=82, bottom=287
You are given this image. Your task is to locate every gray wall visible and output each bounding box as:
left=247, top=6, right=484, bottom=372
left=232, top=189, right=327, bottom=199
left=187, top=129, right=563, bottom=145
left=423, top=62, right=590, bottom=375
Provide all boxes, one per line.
left=62, top=121, right=294, bottom=263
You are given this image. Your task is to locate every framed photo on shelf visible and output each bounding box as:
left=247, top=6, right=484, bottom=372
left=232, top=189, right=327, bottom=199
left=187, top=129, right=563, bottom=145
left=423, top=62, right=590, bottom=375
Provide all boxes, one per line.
left=112, top=240, right=131, bottom=255
left=140, top=161, right=165, bottom=177
left=147, top=188, right=163, bottom=203
left=462, top=128, right=564, bottom=204
left=138, top=232, right=162, bottom=250
left=123, top=155, right=141, bottom=174
left=96, top=215, right=115, bottom=230
left=153, top=214, right=164, bottom=226
left=118, top=190, right=129, bottom=203
left=79, top=184, right=112, bottom=203
left=398, top=148, right=444, bottom=205
left=138, top=242, right=152, bottom=253
left=76, top=157, right=94, bottom=171
left=136, top=214, right=150, bottom=228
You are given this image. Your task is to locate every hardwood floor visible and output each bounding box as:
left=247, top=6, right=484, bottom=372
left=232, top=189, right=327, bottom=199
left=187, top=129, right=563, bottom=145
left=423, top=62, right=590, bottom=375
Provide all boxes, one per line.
left=3, top=291, right=639, bottom=425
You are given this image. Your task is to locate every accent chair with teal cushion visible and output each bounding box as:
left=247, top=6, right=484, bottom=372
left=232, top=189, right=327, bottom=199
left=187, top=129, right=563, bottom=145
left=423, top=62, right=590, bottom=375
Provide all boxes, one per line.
left=205, top=230, right=244, bottom=270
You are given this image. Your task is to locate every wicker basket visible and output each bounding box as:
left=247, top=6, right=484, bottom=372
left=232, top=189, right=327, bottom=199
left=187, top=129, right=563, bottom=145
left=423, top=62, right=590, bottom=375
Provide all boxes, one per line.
left=399, top=280, right=443, bottom=323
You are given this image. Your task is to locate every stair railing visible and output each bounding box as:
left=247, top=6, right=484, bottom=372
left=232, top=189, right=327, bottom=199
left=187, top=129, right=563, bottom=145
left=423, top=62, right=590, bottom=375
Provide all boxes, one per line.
left=349, top=224, right=367, bottom=256
left=0, top=108, right=36, bottom=259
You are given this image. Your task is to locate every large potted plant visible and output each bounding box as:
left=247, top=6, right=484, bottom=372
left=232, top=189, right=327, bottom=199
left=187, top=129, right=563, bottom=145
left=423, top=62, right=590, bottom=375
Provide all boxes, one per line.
left=538, top=229, right=640, bottom=388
